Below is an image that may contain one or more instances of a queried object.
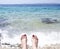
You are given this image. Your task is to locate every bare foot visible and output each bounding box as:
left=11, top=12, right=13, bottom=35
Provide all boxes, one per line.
left=32, top=35, right=38, bottom=49
left=21, top=34, right=27, bottom=49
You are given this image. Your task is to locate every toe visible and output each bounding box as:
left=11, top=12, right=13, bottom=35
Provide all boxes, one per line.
left=21, top=34, right=27, bottom=40
left=32, top=35, right=38, bottom=40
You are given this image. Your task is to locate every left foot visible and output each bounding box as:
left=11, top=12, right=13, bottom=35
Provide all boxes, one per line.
left=21, top=34, right=27, bottom=49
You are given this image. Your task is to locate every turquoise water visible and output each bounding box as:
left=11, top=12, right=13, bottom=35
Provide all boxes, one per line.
left=0, top=4, right=60, bottom=33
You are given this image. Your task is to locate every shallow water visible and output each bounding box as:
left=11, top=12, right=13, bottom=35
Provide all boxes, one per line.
left=0, top=4, right=60, bottom=32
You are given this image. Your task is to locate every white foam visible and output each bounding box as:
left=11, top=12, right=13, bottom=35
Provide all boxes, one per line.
left=0, top=29, right=60, bottom=47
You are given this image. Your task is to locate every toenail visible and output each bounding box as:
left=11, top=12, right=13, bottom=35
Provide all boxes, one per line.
left=24, top=34, right=26, bottom=36
left=33, top=35, right=34, bottom=37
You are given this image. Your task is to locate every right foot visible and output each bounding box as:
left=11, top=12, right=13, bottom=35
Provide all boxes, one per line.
left=21, top=34, right=27, bottom=49
left=32, top=35, right=38, bottom=49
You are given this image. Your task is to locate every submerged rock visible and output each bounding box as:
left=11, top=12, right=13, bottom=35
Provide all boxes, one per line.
left=41, top=18, right=58, bottom=24
left=0, top=18, right=10, bottom=27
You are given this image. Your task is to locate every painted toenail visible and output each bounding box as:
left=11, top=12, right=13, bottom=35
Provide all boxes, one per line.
left=24, top=34, right=26, bottom=36
left=33, top=35, right=34, bottom=37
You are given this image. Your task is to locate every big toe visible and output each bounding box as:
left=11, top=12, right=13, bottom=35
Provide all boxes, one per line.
left=32, top=35, right=38, bottom=40
left=21, top=34, right=27, bottom=40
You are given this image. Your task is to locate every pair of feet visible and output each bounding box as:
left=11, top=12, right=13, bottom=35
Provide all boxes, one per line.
left=21, top=34, right=38, bottom=49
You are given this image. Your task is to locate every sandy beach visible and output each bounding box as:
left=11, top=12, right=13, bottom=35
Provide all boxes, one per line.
left=0, top=46, right=20, bottom=49
left=0, top=44, right=60, bottom=49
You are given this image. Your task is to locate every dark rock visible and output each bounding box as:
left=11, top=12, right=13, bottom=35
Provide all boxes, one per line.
left=0, top=18, right=10, bottom=27
left=41, top=18, right=58, bottom=24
